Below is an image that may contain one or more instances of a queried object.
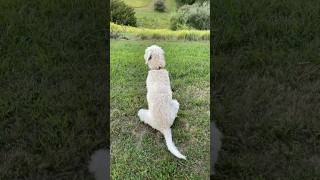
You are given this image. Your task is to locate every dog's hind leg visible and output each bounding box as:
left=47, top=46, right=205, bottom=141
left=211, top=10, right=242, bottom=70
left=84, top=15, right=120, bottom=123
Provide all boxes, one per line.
left=168, top=99, right=180, bottom=126
left=138, top=109, right=152, bottom=123
left=138, top=109, right=159, bottom=130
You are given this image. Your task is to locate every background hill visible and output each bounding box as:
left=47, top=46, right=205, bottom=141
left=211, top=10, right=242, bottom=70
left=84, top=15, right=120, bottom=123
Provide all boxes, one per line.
left=123, top=0, right=177, bottom=29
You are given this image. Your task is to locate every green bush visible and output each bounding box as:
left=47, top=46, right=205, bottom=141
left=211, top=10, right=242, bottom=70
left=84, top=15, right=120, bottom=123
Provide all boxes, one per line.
left=176, top=0, right=195, bottom=6
left=111, top=0, right=137, bottom=26
left=176, top=0, right=208, bottom=6
left=170, top=2, right=209, bottom=30
left=154, top=0, right=166, bottom=12
left=170, top=11, right=188, bottom=30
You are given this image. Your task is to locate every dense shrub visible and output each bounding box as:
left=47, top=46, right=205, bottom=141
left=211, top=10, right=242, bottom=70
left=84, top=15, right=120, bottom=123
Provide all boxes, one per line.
left=176, top=0, right=208, bottom=6
left=111, top=0, right=137, bottom=26
left=170, top=2, right=209, bottom=30
left=176, top=0, right=195, bottom=6
left=154, top=0, right=166, bottom=12
left=170, top=11, right=188, bottom=30
left=110, top=31, right=121, bottom=39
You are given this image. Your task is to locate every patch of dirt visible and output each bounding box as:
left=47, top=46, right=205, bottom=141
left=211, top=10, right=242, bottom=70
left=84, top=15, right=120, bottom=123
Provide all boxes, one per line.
left=179, top=119, right=190, bottom=130
left=132, top=123, right=147, bottom=148
left=187, top=85, right=210, bottom=99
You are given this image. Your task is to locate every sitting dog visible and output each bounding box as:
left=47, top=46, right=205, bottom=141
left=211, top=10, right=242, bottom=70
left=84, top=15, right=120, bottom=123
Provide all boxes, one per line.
left=138, top=45, right=186, bottom=160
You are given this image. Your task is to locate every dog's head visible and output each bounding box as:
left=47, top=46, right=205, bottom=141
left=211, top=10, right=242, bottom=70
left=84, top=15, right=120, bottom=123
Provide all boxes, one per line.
left=144, top=45, right=165, bottom=70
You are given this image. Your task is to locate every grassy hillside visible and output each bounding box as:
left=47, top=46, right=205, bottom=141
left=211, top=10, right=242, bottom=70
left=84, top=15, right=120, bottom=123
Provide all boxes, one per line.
left=111, top=40, right=210, bottom=179
left=212, top=0, right=320, bottom=179
left=123, top=0, right=177, bottom=28
left=0, top=0, right=107, bottom=179
left=123, top=0, right=151, bottom=8
left=111, top=22, right=210, bottom=40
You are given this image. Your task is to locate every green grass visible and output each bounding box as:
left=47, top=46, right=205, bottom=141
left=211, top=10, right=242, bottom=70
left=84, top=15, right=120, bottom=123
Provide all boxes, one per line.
left=123, top=0, right=151, bottom=8
left=111, top=40, right=210, bottom=179
left=212, top=0, right=320, bottom=179
left=0, top=0, right=107, bottom=179
left=124, top=0, right=177, bottom=29
left=135, top=11, right=173, bottom=29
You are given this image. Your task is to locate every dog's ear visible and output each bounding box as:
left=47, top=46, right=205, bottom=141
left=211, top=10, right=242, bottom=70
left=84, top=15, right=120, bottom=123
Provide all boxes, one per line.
left=144, top=51, right=152, bottom=64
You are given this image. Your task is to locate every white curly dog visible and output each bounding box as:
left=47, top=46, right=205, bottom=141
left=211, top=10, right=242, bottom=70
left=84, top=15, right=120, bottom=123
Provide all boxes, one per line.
left=138, top=45, right=186, bottom=160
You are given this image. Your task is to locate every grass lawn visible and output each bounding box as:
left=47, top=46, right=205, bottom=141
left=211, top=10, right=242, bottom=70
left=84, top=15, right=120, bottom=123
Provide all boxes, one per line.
left=111, top=40, right=210, bottom=179
left=124, top=0, right=177, bottom=29
left=212, top=0, right=320, bottom=179
left=0, top=0, right=107, bottom=179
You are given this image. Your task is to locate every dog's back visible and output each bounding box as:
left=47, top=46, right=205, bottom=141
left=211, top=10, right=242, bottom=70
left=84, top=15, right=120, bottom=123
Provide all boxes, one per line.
left=146, top=69, right=172, bottom=130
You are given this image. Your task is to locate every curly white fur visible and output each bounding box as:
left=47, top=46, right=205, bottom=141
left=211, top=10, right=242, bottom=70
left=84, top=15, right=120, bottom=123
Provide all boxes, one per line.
left=138, top=45, right=186, bottom=159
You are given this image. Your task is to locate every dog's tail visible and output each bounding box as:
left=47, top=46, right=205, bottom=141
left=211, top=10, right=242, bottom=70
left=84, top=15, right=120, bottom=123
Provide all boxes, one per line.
left=162, top=128, right=186, bottom=160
